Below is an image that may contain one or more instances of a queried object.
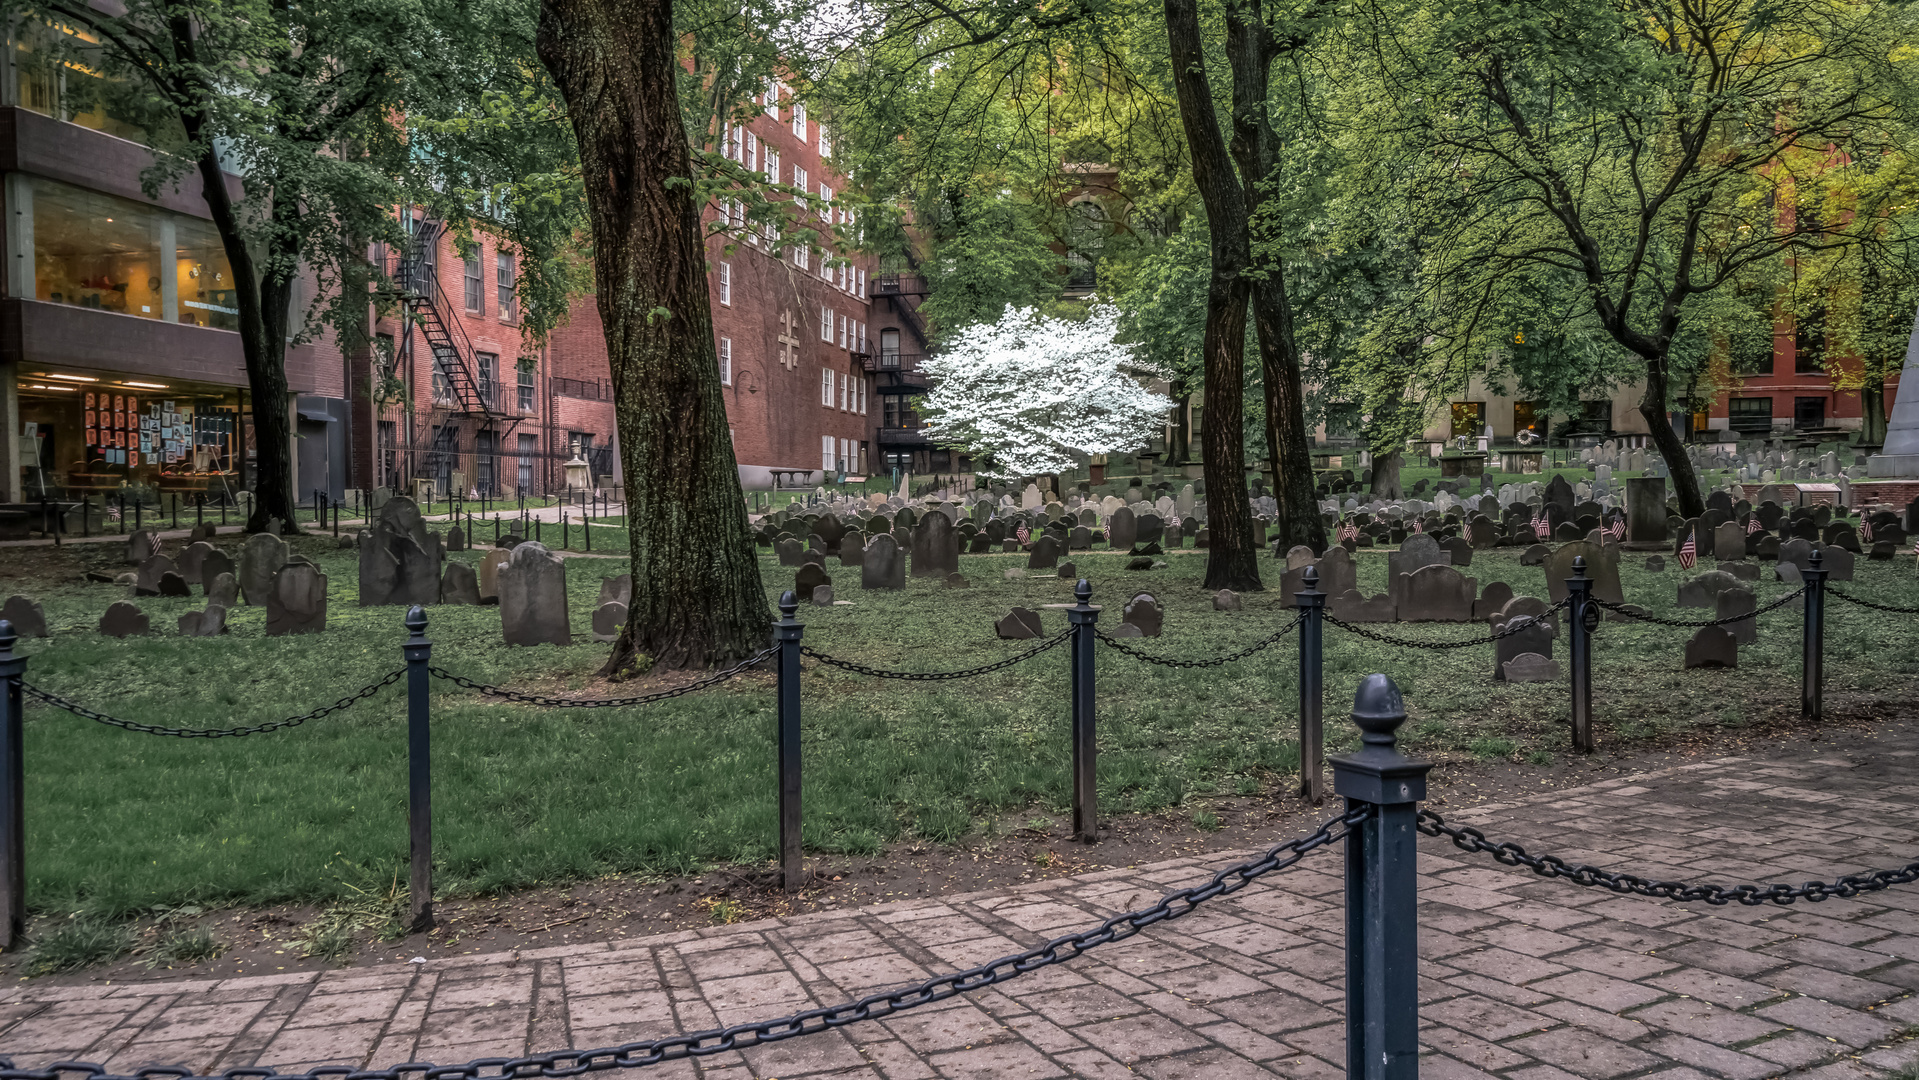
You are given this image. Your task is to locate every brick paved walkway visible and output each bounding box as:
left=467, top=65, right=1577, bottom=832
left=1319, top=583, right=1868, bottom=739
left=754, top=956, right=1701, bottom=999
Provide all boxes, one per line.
left=6, top=738, right=1919, bottom=1079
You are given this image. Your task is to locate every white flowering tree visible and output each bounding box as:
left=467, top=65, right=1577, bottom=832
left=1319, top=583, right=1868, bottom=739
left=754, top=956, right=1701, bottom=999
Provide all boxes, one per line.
left=917, top=304, right=1173, bottom=477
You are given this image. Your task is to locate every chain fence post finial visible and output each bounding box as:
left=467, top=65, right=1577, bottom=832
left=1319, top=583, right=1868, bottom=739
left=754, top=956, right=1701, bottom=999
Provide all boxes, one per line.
left=1297, top=565, right=1326, bottom=805
left=1803, top=547, right=1827, bottom=721
left=402, top=605, right=435, bottom=933
left=776, top=591, right=805, bottom=890
left=1333, top=674, right=1429, bottom=1080
left=0, top=621, right=24, bottom=951
left=1566, top=555, right=1594, bottom=753
left=1068, top=578, right=1100, bottom=842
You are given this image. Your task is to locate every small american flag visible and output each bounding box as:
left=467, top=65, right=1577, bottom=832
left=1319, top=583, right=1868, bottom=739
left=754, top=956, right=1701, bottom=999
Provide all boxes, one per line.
left=1411, top=518, right=1424, bottom=533
left=1338, top=518, right=1359, bottom=542
left=1677, top=528, right=1698, bottom=570
left=1604, top=516, right=1625, bottom=542
left=1532, top=513, right=1550, bottom=539
left=1746, top=515, right=1763, bottom=535
left=1016, top=524, right=1030, bottom=544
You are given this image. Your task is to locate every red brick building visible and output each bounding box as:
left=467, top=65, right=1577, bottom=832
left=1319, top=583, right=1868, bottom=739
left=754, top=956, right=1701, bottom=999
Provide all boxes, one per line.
left=1702, top=315, right=1905, bottom=437
left=357, top=80, right=880, bottom=498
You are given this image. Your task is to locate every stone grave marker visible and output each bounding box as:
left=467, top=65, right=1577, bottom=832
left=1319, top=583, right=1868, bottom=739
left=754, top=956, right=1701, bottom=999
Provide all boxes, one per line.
left=1441, top=536, right=1474, bottom=567
left=996, top=607, right=1042, bottom=639
left=1122, top=594, right=1164, bottom=637
left=1685, top=626, right=1738, bottom=669
left=1777, top=537, right=1815, bottom=573
left=478, top=549, right=510, bottom=603
left=913, top=512, right=960, bottom=579
left=1712, top=522, right=1746, bottom=560
left=1475, top=581, right=1515, bottom=621
left=1543, top=541, right=1624, bottom=607
left=1058, top=562, right=1077, bottom=580
left=812, top=585, right=835, bottom=606
left=125, top=529, right=158, bottom=565
left=598, top=575, right=632, bottom=609
left=1213, top=590, right=1241, bottom=611
left=206, top=572, right=239, bottom=609
left=1502, top=653, right=1560, bottom=683
left=358, top=498, right=442, bottom=607
left=447, top=526, right=466, bottom=553
left=1716, top=586, right=1757, bottom=644
left=1492, top=613, right=1555, bottom=680
left=862, top=534, right=905, bottom=590
left=1677, top=570, right=1743, bottom=608
left=1715, top=560, right=1759, bottom=582
left=177, top=604, right=228, bottom=637
left=1388, top=534, right=1451, bottom=611
left=500, top=542, right=571, bottom=646
left=99, top=601, right=149, bottom=638
left=1520, top=544, right=1551, bottom=567
left=266, top=563, right=328, bottom=636
left=1134, top=513, right=1164, bottom=548
left=134, top=554, right=179, bottom=597
left=839, top=534, right=865, bottom=566
left=1328, top=588, right=1395, bottom=622
left=442, top=562, right=482, bottom=605
left=158, top=570, right=191, bottom=597
left=945, top=573, right=969, bottom=588
left=776, top=538, right=806, bottom=566
left=591, top=602, right=626, bottom=643
left=178, top=541, right=215, bottom=585
left=1, top=596, right=48, bottom=638
left=1399, top=564, right=1476, bottom=622
left=1028, top=534, right=1063, bottom=570
left=796, top=563, right=833, bottom=598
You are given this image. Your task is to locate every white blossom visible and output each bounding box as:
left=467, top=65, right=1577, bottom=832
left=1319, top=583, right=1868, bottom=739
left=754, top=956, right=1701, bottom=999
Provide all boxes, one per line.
left=916, top=305, right=1172, bottom=477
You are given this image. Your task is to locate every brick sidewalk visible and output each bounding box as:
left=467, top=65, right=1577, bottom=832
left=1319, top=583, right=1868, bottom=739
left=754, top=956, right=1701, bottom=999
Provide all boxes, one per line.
left=6, top=736, right=1919, bottom=1079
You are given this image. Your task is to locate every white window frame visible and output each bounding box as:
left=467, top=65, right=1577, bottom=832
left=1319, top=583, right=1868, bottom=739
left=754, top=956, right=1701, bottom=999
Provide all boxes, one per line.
left=820, top=183, right=832, bottom=208
left=820, top=369, right=834, bottom=407
left=838, top=314, right=848, bottom=349
left=792, top=244, right=809, bottom=270
left=745, top=131, right=756, bottom=172
left=820, top=305, right=833, bottom=341
left=857, top=269, right=866, bottom=298
left=719, top=336, right=732, bottom=385
left=793, top=165, right=808, bottom=209
left=838, top=370, right=848, bottom=411
left=792, top=102, right=807, bottom=140
left=821, top=434, right=835, bottom=472
left=718, top=261, right=731, bottom=305
left=764, top=146, right=779, bottom=182
left=819, top=127, right=832, bottom=157
left=765, top=82, right=781, bottom=119
left=858, top=377, right=867, bottom=415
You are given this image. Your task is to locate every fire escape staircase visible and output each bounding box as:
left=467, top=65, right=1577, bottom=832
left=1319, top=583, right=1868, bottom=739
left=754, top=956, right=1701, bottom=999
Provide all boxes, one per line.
left=391, top=220, right=522, bottom=449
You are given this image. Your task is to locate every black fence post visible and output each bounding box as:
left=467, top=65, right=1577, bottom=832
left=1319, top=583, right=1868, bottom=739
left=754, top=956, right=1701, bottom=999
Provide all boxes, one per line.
left=776, top=591, right=805, bottom=890
left=402, top=606, right=434, bottom=932
left=82, top=495, right=90, bottom=538
left=1566, top=555, right=1594, bottom=753
left=0, top=621, right=25, bottom=951
left=1802, top=548, right=1827, bottom=721
left=1068, top=579, right=1100, bottom=842
left=1333, top=674, right=1430, bottom=1080
left=1297, top=565, right=1326, bottom=805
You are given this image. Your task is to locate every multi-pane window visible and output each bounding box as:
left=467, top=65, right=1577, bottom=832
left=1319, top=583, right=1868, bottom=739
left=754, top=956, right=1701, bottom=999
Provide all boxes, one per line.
left=477, top=351, right=498, bottom=409
left=858, top=377, right=867, bottom=415
left=819, top=183, right=832, bottom=211
left=517, top=361, right=535, bottom=412
left=765, top=82, right=780, bottom=119
left=745, top=131, right=757, bottom=172
left=496, top=253, right=517, bottom=320
left=820, top=368, right=834, bottom=406
left=821, top=305, right=833, bottom=341
left=764, top=147, right=779, bottom=182
left=857, top=269, right=866, bottom=298
left=463, top=251, right=484, bottom=312
left=432, top=360, right=453, bottom=405
left=792, top=244, right=809, bottom=270
left=838, top=314, right=848, bottom=349
left=821, top=434, right=835, bottom=472
left=793, top=166, right=808, bottom=208
left=819, top=127, right=831, bottom=157
left=725, top=124, right=741, bottom=160
left=719, top=337, right=732, bottom=385
left=718, top=261, right=731, bottom=305
left=792, top=102, right=807, bottom=139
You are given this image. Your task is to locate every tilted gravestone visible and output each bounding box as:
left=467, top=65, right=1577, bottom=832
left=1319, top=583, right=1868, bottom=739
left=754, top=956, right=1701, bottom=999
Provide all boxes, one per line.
left=99, top=601, right=149, bottom=638
left=125, top=529, right=158, bottom=566
left=441, top=562, right=482, bottom=605
left=1, top=596, right=48, bottom=638
left=206, top=572, right=239, bottom=610
left=177, top=541, right=216, bottom=585
left=266, top=562, right=328, bottom=636
left=134, top=554, right=179, bottom=597
left=198, top=550, right=235, bottom=596
left=239, top=533, right=287, bottom=610
left=1399, top=564, right=1476, bottom=623
left=861, top=534, right=905, bottom=590
left=500, top=542, right=571, bottom=646
left=177, top=604, right=228, bottom=637
left=1027, top=534, right=1063, bottom=570
left=358, top=498, right=442, bottom=607
left=591, top=601, right=627, bottom=643
left=995, top=607, right=1043, bottom=639
left=477, top=549, right=510, bottom=604
left=1684, top=626, right=1738, bottom=669
left=812, top=585, right=835, bottom=606
left=1122, top=593, right=1164, bottom=637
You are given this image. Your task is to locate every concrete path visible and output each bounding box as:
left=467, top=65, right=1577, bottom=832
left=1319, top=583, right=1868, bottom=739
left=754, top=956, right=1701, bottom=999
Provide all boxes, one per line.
left=6, top=739, right=1919, bottom=1079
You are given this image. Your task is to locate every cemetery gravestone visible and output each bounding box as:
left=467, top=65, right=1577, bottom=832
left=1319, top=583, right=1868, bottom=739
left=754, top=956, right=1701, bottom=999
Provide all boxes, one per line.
left=206, top=572, right=239, bottom=609
left=198, top=550, right=235, bottom=596
left=1712, top=522, right=1746, bottom=561
left=1677, top=570, right=1743, bottom=609
left=442, top=562, right=482, bottom=605
left=592, top=602, right=627, bottom=643
left=477, top=549, right=510, bottom=603
left=500, top=542, right=571, bottom=646
left=1213, top=590, right=1241, bottom=611
left=134, top=554, right=179, bottom=597
left=795, top=563, right=833, bottom=599
left=1502, top=653, right=1561, bottom=683
left=598, top=575, right=633, bottom=609
left=1028, top=535, right=1063, bottom=570
left=358, top=498, right=442, bottom=607
left=1, top=596, right=48, bottom=638
left=996, top=607, right=1043, bottom=639
left=862, top=535, right=906, bottom=590
left=178, top=541, right=215, bottom=585
left=913, top=513, right=960, bottom=579
left=1122, top=594, right=1164, bottom=637
left=1685, top=626, right=1738, bottom=669
left=266, top=563, right=328, bottom=636
left=1399, top=565, right=1477, bottom=622
left=125, top=529, right=158, bottom=565
left=177, top=604, right=228, bottom=637
left=1475, top=581, right=1515, bottom=621
left=100, top=601, right=150, bottom=638
left=1388, top=534, right=1451, bottom=612
left=1716, top=586, right=1757, bottom=645
left=158, top=571, right=191, bottom=597
left=1542, top=541, right=1624, bottom=607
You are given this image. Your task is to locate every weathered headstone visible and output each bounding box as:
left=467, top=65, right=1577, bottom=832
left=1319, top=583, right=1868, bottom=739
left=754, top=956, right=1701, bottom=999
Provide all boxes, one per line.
left=838, top=534, right=865, bottom=566
left=441, top=562, right=482, bottom=605
left=1816, top=545, right=1855, bottom=582
left=1645, top=555, right=1666, bottom=573
left=861, top=534, right=905, bottom=590
left=1716, top=586, right=1757, bottom=645
left=1399, top=564, right=1477, bottom=622
left=205, top=572, right=239, bottom=610
left=912, top=512, right=960, bottom=579
left=1328, top=589, right=1395, bottom=622
left=358, top=498, right=442, bottom=607
left=1543, top=541, right=1624, bottom=608
left=1712, top=522, right=1746, bottom=561
left=1388, top=534, right=1451, bottom=611
left=1475, top=581, right=1515, bottom=621
left=125, top=529, right=158, bottom=566
left=177, top=541, right=215, bottom=585
left=1108, top=507, right=1137, bottom=550
left=1058, top=562, right=1077, bottom=580
left=239, top=533, right=289, bottom=607
left=446, top=526, right=466, bottom=553
left=1028, top=534, right=1063, bottom=570
left=1122, top=594, right=1164, bottom=637
left=1677, top=570, right=1743, bottom=609
left=478, top=549, right=510, bottom=603
left=99, top=601, right=149, bottom=638
left=1502, top=653, right=1561, bottom=683
left=157, top=571, right=191, bottom=598
left=1492, top=613, right=1555, bottom=681
left=597, top=575, right=633, bottom=609
left=776, top=538, right=806, bottom=566
left=796, top=563, right=833, bottom=599
left=177, top=604, right=228, bottom=638
left=591, top=601, right=627, bottom=643
left=1213, top=589, right=1241, bottom=611
left=134, top=554, right=179, bottom=597
left=812, top=585, right=835, bottom=606
left=1684, top=626, right=1738, bottom=669
left=996, top=607, right=1042, bottom=639
left=1625, top=477, right=1668, bottom=544
left=1, top=596, right=48, bottom=638
left=1520, top=544, right=1551, bottom=567
left=1441, top=536, right=1475, bottom=568
left=500, top=542, right=571, bottom=646
left=266, top=563, right=328, bottom=636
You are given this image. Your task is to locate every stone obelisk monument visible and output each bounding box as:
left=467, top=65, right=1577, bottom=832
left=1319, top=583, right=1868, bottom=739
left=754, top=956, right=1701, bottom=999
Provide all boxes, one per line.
left=1867, top=303, right=1919, bottom=477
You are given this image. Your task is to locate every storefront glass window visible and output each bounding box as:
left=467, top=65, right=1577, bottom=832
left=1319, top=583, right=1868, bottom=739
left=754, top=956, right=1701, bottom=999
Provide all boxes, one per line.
left=12, top=18, right=152, bottom=143
left=175, top=215, right=239, bottom=330
left=31, top=177, right=164, bottom=320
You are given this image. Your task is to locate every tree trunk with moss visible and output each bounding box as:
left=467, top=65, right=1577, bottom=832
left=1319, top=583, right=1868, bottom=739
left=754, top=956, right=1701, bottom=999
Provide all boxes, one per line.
left=537, top=0, right=767, bottom=670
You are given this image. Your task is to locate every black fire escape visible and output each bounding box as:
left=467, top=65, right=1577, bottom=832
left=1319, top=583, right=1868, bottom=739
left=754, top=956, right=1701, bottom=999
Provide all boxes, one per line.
left=862, top=261, right=936, bottom=459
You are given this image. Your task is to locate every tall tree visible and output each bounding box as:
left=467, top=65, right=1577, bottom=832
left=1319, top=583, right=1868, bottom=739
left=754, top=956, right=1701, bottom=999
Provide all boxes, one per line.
left=1356, top=0, right=1912, bottom=518
left=17, top=0, right=568, bottom=532
left=536, top=0, right=769, bottom=670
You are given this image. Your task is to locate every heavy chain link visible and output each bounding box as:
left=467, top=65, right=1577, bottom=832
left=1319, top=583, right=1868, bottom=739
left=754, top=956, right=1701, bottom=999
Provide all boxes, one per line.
left=1322, top=597, right=1571, bottom=650
left=1590, top=587, right=1806, bottom=629
left=802, top=630, right=1069, bottom=680
left=430, top=648, right=776, bottom=708
left=1827, top=587, right=1919, bottom=615
left=1418, top=809, right=1919, bottom=904
left=20, top=670, right=405, bottom=738
left=1096, top=614, right=1303, bottom=668
left=0, top=805, right=1368, bottom=1080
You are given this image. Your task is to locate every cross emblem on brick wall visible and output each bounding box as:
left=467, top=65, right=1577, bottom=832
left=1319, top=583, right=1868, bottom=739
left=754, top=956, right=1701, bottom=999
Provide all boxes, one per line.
left=777, top=310, right=801, bottom=370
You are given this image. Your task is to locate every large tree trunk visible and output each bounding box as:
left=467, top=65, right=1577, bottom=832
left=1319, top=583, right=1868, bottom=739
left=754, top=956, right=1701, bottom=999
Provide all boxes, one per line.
left=1251, top=282, right=1325, bottom=555
left=193, top=149, right=301, bottom=532
left=1165, top=0, right=1262, bottom=591
left=537, top=0, right=768, bottom=670
left=1638, top=360, right=1704, bottom=519
left=1862, top=381, right=1887, bottom=446
left=1369, top=446, right=1402, bottom=499
left=1167, top=378, right=1192, bottom=465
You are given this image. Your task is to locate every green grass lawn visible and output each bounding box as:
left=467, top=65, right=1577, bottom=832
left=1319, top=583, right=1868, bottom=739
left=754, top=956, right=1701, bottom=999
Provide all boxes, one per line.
left=11, top=531, right=1918, bottom=919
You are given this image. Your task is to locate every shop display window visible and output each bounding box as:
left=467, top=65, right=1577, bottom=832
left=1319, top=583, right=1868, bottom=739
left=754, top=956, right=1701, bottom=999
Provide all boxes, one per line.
left=32, top=178, right=164, bottom=319
left=175, top=215, right=239, bottom=330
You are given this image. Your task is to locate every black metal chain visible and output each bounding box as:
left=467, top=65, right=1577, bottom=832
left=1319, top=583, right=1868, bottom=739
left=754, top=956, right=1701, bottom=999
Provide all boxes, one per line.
left=802, top=629, right=1069, bottom=680
left=1418, top=809, right=1919, bottom=905
left=430, top=647, right=777, bottom=708
left=0, top=805, right=1369, bottom=1080
left=1590, top=587, right=1806, bottom=629
left=1096, top=614, right=1304, bottom=668
left=1827, top=587, right=1919, bottom=615
left=1322, top=597, right=1571, bottom=650
left=20, top=670, right=406, bottom=738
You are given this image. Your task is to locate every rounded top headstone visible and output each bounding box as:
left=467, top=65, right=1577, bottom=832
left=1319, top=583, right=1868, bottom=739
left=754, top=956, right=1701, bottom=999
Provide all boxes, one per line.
left=1350, top=674, right=1406, bottom=745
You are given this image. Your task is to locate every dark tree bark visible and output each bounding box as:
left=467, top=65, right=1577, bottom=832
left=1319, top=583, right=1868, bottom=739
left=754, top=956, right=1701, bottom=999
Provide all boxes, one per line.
left=537, top=0, right=768, bottom=670
left=1166, top=379, right=1192, bottom=465
left=1369, top=447, right=1402, bottom=499
left=1165, top=0, right=1264, bottom=591
left=1636, top=365, right=1702, bottom=518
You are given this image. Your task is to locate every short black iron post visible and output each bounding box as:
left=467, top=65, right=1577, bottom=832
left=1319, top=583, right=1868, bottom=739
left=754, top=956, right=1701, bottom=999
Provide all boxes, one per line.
left=196, top=495, right=204, bottom=530
left=170, top=494, right=178, bottom=530
left=775, top=591, right=805, bottom=890
left=82, top=495, right=90, bottom=538
left=1296, top=565, right=1326, bottom=805
left=132, top=494, right=140, bottom=532
left=535, top=516, right=543, bottom=545
left=1802, top=548, right=1827, bottom=721
left=0, top=621, right=25, bottom=950
left=562, top=510, right=569, bottom=550
left=1067, top=579, right=1100, bottom=842
left=1566, top=556, right=1594, bottom=753
left=1334, top=674, right=1431, bottom=1080
left=402, top=606, right=434, bottom=932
